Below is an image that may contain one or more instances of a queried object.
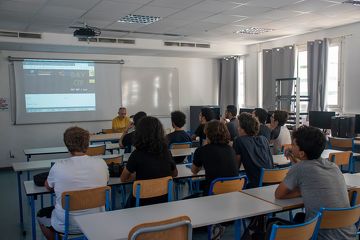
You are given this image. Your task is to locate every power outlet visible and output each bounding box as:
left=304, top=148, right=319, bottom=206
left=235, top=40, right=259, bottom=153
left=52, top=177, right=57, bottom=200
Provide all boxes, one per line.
left=9, top=151, right=15, bottom=158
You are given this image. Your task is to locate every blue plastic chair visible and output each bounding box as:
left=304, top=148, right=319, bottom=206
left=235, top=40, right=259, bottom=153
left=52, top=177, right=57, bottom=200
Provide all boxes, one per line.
left=207, top=176, right=247, bottom=240
left=259, top=167, right=290, bottom=187
left=133, top=176, right=173, bottom=207
left=268, top=212, right=321, bottom=240
left=56, top=186, right=111, bottom=240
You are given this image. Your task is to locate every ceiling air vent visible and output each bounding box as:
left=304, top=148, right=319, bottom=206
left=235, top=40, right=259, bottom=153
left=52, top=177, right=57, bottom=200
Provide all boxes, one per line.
left=164, top=41, right=180, bottom=46
left=98, top=38, right=117, bottom=43
left=196, top=43, right=210, bottom=48
left=180, top=42, right=196, bottom=47
left=18, top=32, right=41, bottom=39
left=78, top=37, right=98, bottom=42
left=118, top=39, right=135, bottom=44
left=343, top=0, right=360, bottom=5
left=0, top=31, right=18, bottom=37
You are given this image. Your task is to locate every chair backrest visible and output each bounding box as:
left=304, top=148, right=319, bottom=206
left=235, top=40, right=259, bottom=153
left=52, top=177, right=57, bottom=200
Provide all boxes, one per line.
left=128, top=215, right=192, bottom=240
left=259, top=167, right=290, bottom=187
left=61, top=186, right=111, bottom=211
left=319, top=204, right=360, bottom=229
left=104, top=155, right=123, bottom=165
left=86, top=145, right=106, bottom=156
left=269, top=212, right=321, bottom=240
left=328, top=137, right=353, bottom=150
left=328, top=151, right=352, bottom=166
left=102, top=128, right=114, bottom=134
left=208, top=176, right=247, bottom=195
left=170, top=142, right=192, bottom=149
left=132, top=176, right=173, bottom=207
left=348, top=188, right=360, bottom=206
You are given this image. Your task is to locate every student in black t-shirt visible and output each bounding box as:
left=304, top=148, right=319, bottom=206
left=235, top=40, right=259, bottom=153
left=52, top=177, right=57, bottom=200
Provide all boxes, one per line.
left=191, top=120, right=238, bottom=195
left=233, top=113, right=274, bottom=188
left=121, top=116, right=178, bottom=207
left=119, top=111, right=147, bottom=152
left=167, top=111, right=192, bottom=164
left=252, top=108, right=271, bottom=141
left=191, top=108, right=215, bottom=145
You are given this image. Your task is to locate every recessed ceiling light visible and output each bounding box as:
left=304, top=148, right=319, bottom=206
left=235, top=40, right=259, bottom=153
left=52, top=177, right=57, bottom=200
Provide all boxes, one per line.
left=234, top=27, right=274, bottom=35
left=343, top=0, right=360, bottom=5
left=117, top=14, right=161, bottom=24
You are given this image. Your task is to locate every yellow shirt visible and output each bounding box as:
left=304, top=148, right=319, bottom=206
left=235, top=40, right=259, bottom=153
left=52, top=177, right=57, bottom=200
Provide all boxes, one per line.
left=112, top=116, right=131, bottom=132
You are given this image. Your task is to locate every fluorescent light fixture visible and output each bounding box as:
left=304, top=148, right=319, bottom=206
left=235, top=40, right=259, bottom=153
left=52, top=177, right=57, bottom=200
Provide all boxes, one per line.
left=234, top=27, right=274, bottom=35
left=117, top=14, right=162, bottom=24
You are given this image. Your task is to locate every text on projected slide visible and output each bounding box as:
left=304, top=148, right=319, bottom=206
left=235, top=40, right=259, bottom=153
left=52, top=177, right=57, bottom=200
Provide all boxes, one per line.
left=23, top=60, right=96, bottom=113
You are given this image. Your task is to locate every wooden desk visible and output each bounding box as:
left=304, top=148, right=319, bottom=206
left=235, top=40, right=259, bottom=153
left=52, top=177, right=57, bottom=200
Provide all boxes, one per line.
left=243, top=184, right=303, bottom=210
left=170, top=147, right=196, bottom=157
left=89, top=133, right=122, bottom=143
left=74, top=192, right=282, bottom=240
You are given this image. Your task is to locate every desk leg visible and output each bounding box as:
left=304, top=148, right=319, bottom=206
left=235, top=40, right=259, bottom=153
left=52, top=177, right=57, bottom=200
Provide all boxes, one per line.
left=17, top=171, right=24, bottom=230
left=235, top=219, right=241, bottom=240
left=26, top=155, right=31, bottom=180
left=30, top=195, right=36, bottom=240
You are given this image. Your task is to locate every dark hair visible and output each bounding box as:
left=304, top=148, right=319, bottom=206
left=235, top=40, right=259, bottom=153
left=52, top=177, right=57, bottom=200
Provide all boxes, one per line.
left=226, top=105, right=237, bottom=117
left=254, top=108, right=268, bottom=124
left=171, top=111, right=186, bottom=128
left=292, top=126, right=326, bottom=160
left=238, top=113, right=259, bottom=136
left=201, top=108, right=215, bottom=122
left=133, top=116, right=168, bottom=154
left=204, top=120, right=230, bottom=144
left=63, top=126, right=89, bottom=153
left=133, top=111, right=147, bottom=127
left=273, top=110, right=288, bottom=126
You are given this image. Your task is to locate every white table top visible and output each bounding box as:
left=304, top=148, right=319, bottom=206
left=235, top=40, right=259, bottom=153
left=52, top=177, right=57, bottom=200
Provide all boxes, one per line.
left=343, top=173, right=360, bottom=188
left=74, top=192, right=282, bottom=240
left=170, top=148, right=196, bottom=157
left=89, top=133, right=122, bottom=142
left=12, top=154, right=122, bottom=172
left=242, top=184, right=303, bottom=210
left=24, top=143, right=120, bottom=156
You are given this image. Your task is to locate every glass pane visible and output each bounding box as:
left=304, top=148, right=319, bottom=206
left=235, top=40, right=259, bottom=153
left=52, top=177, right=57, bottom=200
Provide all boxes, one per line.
left=326, top=46, right=339, bottom=106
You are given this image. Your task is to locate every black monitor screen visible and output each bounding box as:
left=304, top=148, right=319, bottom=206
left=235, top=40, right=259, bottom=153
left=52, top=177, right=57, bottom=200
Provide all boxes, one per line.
left=308, top=111, right=335, bottom=129
left=355, top=114, right=360, bottom=134
left=239, top=108, right=254, bottom=114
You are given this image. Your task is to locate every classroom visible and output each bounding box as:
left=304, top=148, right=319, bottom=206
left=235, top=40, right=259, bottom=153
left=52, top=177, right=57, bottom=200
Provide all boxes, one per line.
left=1, top=0, right=360, bottom=239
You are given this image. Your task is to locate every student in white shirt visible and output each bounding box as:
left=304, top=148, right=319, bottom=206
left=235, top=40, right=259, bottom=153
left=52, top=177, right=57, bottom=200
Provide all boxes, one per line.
left=37, top=126, right=109, bottom=240
left=269, top=110, right=291, bottom=154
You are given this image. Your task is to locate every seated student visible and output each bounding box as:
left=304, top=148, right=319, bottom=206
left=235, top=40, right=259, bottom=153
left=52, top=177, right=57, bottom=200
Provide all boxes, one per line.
left=112, top=107, right=131, bottom=133
left=269, top=110, right=291, bottom=154
left=275, top=126, right=356, bottom=240
left=121, top=116, right=178, bottom=207
left=191, top=120, right=238, bottom=195
left=167, top=110, right=192, bottom=164
left=233, top=113, right=274, bottom=188
left=224, top=105, right=239, bottom=141
left=119, top=111, right=147, bottom=151
left=252, top=108, right=271, bottom=141
left=37, top=127, right=109, bottom=240
left=191, top=107, right=215, bottom=145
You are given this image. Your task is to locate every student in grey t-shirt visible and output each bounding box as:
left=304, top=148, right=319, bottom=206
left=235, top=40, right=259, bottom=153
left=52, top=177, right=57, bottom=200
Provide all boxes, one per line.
left=275, top=126, right=356, bottom=240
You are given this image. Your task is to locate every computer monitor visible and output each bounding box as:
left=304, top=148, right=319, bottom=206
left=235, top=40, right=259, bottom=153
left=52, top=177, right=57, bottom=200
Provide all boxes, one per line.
left=239, top=108, right=254, bottom=114
left=308, top=111, right=335, bottom=129
left=355, top=114, right=360, bottom=134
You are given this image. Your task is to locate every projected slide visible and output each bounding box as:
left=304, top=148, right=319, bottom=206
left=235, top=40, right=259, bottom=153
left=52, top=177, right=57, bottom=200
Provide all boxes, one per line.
left=23, top=60, right=96, bottom=113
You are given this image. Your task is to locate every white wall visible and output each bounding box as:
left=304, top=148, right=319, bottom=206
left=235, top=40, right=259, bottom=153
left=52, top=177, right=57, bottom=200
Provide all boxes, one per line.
left=0, top=50, right=218, bottom=167
left=246, top=21, right=360, bottom=114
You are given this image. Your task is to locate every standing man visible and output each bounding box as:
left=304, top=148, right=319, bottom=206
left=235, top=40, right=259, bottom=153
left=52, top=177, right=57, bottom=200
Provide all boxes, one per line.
left=224, top=105, right=239, bottom=141
left=112, top=107, right=131, bottom=133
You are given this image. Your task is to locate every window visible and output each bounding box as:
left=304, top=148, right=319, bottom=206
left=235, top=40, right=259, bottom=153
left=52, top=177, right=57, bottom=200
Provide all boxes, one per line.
left=296, top=48, right=308, bottom=113
left=237, top=57, right=245, bottom=108
left=326, top=42, right=341, bottom=109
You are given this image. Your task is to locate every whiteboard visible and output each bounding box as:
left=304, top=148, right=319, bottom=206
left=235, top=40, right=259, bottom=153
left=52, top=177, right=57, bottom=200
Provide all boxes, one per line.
left=121, top=67, right=179, bottom=116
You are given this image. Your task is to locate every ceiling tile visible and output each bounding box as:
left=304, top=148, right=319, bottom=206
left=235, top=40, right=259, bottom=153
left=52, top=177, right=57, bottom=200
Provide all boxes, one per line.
left=189, top=0, right=242, bottom=13
left=133, top=6, right=180, bottom=18
left=245, top=0, right=301, bottom=8
left=0, top=0, right=45, bottom=15
left=223, top=5, right=273, bottom=17
left=84, top=1, right=143, bottom=21
left=169, top=10, right=215, bottom=21
left=105, top=22, right=145, bottom=31
left=202, top=14, right=248, bottom=24
left=36, top=6, right=86, bottom=19
left=46, top=0, right=101, bottom=10
left=149, top=0, right=203, bottom=10
left=281, top=0, right=340, bottom=13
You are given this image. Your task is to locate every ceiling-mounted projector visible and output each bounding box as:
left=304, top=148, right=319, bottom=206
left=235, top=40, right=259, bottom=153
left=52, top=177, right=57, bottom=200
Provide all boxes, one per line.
left=73, top=27, right=101, bottom=38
